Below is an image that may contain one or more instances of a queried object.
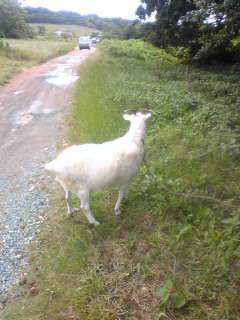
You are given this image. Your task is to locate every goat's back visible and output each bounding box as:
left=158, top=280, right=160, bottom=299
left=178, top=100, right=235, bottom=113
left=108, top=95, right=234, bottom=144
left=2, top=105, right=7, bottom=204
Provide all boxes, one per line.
left=46, top=138, right=144, bottom=192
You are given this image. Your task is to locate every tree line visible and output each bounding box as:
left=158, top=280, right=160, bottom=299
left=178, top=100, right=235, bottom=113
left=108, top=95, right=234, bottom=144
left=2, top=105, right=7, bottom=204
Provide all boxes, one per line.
left=24, top=7, right=132, bottom=35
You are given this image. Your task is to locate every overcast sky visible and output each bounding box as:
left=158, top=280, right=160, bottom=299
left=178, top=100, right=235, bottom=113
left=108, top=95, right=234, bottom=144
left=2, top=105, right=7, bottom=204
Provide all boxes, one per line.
left=22, top=0, right=143, bottom=20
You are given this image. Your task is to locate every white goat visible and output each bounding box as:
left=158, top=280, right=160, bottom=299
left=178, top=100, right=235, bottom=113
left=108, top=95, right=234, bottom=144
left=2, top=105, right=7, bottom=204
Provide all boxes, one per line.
left=45, top=111, right=151, bottom=226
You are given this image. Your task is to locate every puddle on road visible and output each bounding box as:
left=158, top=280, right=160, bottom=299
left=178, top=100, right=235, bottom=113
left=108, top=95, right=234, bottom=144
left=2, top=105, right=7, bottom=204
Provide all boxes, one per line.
left=13, top=90, right=25, bottom=95
left=46, top=75, right=79, bottom=87
left=42, top=108, right=55, bottom=114
left=28, top=99, right=42, bottom=113
left=43, top=58, right=81, bottom=87
left=19, top=114, right=34, bottom=125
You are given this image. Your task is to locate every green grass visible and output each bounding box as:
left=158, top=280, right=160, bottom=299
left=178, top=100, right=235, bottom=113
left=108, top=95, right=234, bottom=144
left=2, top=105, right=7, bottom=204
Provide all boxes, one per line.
left=3, top=38, right=76, bottom=61
left=4, top=41, right=240, bottom=319
left=0, top=38, right=75, bottom=84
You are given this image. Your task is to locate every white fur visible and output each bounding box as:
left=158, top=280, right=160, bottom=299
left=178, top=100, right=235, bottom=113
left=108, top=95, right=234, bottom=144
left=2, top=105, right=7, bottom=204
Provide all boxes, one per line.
left=45, top=112, right=151, bottom=226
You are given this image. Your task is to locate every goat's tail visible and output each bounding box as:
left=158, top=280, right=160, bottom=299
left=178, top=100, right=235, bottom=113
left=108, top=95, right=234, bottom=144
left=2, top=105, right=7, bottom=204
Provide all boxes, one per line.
left=45, top=160, right=60, bottom=173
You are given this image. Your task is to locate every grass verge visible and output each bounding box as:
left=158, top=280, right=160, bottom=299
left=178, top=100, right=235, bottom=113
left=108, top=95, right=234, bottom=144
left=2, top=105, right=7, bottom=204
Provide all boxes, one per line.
left=3, top=41, right=240, bottom=319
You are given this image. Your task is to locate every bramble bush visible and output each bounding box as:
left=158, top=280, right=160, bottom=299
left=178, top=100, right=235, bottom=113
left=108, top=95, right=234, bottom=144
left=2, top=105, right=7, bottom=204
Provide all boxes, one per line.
left=100, top=39, right=179, bottom=64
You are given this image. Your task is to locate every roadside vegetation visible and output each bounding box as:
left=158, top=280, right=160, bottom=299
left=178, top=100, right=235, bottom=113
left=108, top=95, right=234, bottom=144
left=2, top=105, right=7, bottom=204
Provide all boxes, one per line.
left=4, top=39, right=240, bottom=319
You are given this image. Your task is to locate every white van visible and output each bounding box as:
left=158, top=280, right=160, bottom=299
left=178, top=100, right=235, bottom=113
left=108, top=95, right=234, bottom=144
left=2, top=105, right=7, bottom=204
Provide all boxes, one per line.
left=78, top=36, right=92, bottom=50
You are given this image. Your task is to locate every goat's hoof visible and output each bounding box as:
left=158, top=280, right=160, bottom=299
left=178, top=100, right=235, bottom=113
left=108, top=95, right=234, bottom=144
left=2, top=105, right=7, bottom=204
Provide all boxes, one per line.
left=92, top=220, right=100, bottom=227
left=115, top=209, right=121, bottom=216
left=67, top=208, right=78, bottom=218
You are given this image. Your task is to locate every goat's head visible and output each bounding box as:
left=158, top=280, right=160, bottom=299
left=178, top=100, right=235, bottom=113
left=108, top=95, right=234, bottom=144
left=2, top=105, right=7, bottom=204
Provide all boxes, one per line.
left=123, top=109, right=152, bottom=122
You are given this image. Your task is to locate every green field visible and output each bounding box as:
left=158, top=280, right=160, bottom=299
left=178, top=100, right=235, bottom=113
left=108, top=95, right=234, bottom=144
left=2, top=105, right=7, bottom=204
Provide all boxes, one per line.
left=29, top=23, right=99, bottom=39
left=3, top=38, right=76, bottom=60
left=4, top=40, right=240, bottom=319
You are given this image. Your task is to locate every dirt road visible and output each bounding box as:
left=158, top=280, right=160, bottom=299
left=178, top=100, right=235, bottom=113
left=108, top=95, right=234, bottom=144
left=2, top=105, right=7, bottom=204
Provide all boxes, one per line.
left=0, top=48, right=93, bottom=298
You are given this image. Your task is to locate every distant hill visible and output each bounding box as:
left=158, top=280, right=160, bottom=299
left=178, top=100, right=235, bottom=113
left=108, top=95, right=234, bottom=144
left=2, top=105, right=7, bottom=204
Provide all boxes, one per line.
left=24, top=7, right=132, bottom=34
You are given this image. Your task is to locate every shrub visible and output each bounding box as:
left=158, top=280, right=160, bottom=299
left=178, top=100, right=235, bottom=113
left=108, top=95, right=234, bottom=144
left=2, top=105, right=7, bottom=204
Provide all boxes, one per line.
left=100, top=39, right=179, bottom=65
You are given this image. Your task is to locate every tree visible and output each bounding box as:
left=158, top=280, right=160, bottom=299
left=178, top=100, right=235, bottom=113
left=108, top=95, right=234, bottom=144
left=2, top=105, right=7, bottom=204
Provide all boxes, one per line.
left=136, top=0, right=196, bottom=46
left=136, top=0, right=240, bottom=62
left=136, top=5, right=146, bottom=21
left=0, top=0, right=33, bottom=38
left=179, top=0, right=240, bottom=61
left=38, top=25, right=46, bottom=35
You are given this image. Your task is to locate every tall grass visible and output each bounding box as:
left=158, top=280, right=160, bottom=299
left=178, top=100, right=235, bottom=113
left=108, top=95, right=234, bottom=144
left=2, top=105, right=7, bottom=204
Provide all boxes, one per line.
left=4, top=41, right=240, bottom=320
left=3, top=39, right=76, bottom=62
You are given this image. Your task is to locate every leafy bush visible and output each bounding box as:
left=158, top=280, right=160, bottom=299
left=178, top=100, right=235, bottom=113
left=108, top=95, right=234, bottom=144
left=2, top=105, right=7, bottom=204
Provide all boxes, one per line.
left=100, top=39, right=179, bottom=64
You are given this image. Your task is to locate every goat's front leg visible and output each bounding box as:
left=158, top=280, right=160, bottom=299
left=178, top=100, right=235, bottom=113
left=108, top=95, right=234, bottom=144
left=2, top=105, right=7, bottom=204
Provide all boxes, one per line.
left=65, top=190, right=73, bottom=217
left=78, top=191, right=99, bottom=226
left=115, top=185, right=128, bottom=216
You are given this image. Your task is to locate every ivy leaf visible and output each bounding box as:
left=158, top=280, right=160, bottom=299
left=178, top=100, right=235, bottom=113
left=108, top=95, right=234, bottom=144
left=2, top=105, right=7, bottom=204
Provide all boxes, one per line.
left=171, top=292, right=187, bottom=309
left=155, top=279, right=173, bottom=305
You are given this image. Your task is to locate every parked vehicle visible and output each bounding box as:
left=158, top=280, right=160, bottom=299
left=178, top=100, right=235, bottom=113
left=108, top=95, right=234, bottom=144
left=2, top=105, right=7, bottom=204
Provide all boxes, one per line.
left=91, top=37, right=97, bottom=44
left=78, top=36, right=91, bottom=50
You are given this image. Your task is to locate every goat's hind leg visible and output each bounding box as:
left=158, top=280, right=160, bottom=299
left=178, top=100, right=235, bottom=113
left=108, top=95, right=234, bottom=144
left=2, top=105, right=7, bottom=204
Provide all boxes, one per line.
left=115, top=185, right=128, bottom=216
left=78, top=191, right=100, bottom=226
left=65, top=190, right=73, bottom=217
left=57, top=177, right=73, bottom=217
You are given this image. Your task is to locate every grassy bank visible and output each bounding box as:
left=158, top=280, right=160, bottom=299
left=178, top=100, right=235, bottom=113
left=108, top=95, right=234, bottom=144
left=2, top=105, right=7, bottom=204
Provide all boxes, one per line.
left=0, top=38, right=75, bottom=84
left=4, top=40, right=240, bottom=319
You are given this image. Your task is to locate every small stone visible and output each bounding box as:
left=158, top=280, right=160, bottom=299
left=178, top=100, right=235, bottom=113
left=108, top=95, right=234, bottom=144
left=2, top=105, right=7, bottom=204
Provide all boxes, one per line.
left=27, top=286, right=39, bottom=297
left=0, top=297, right=8, bottom=304
left=19, top=276, right=27, bottom=286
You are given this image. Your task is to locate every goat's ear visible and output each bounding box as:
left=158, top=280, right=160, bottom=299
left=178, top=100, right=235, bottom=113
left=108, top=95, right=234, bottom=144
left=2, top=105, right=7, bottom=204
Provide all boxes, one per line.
left=145, top=113, right=152, bottom=119
left=123, top=114, right=132, bottom=121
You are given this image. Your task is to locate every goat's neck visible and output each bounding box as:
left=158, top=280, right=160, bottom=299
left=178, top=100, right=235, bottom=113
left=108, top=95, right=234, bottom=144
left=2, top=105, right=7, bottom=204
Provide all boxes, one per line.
left=124, top=122, right=146, bottom=146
